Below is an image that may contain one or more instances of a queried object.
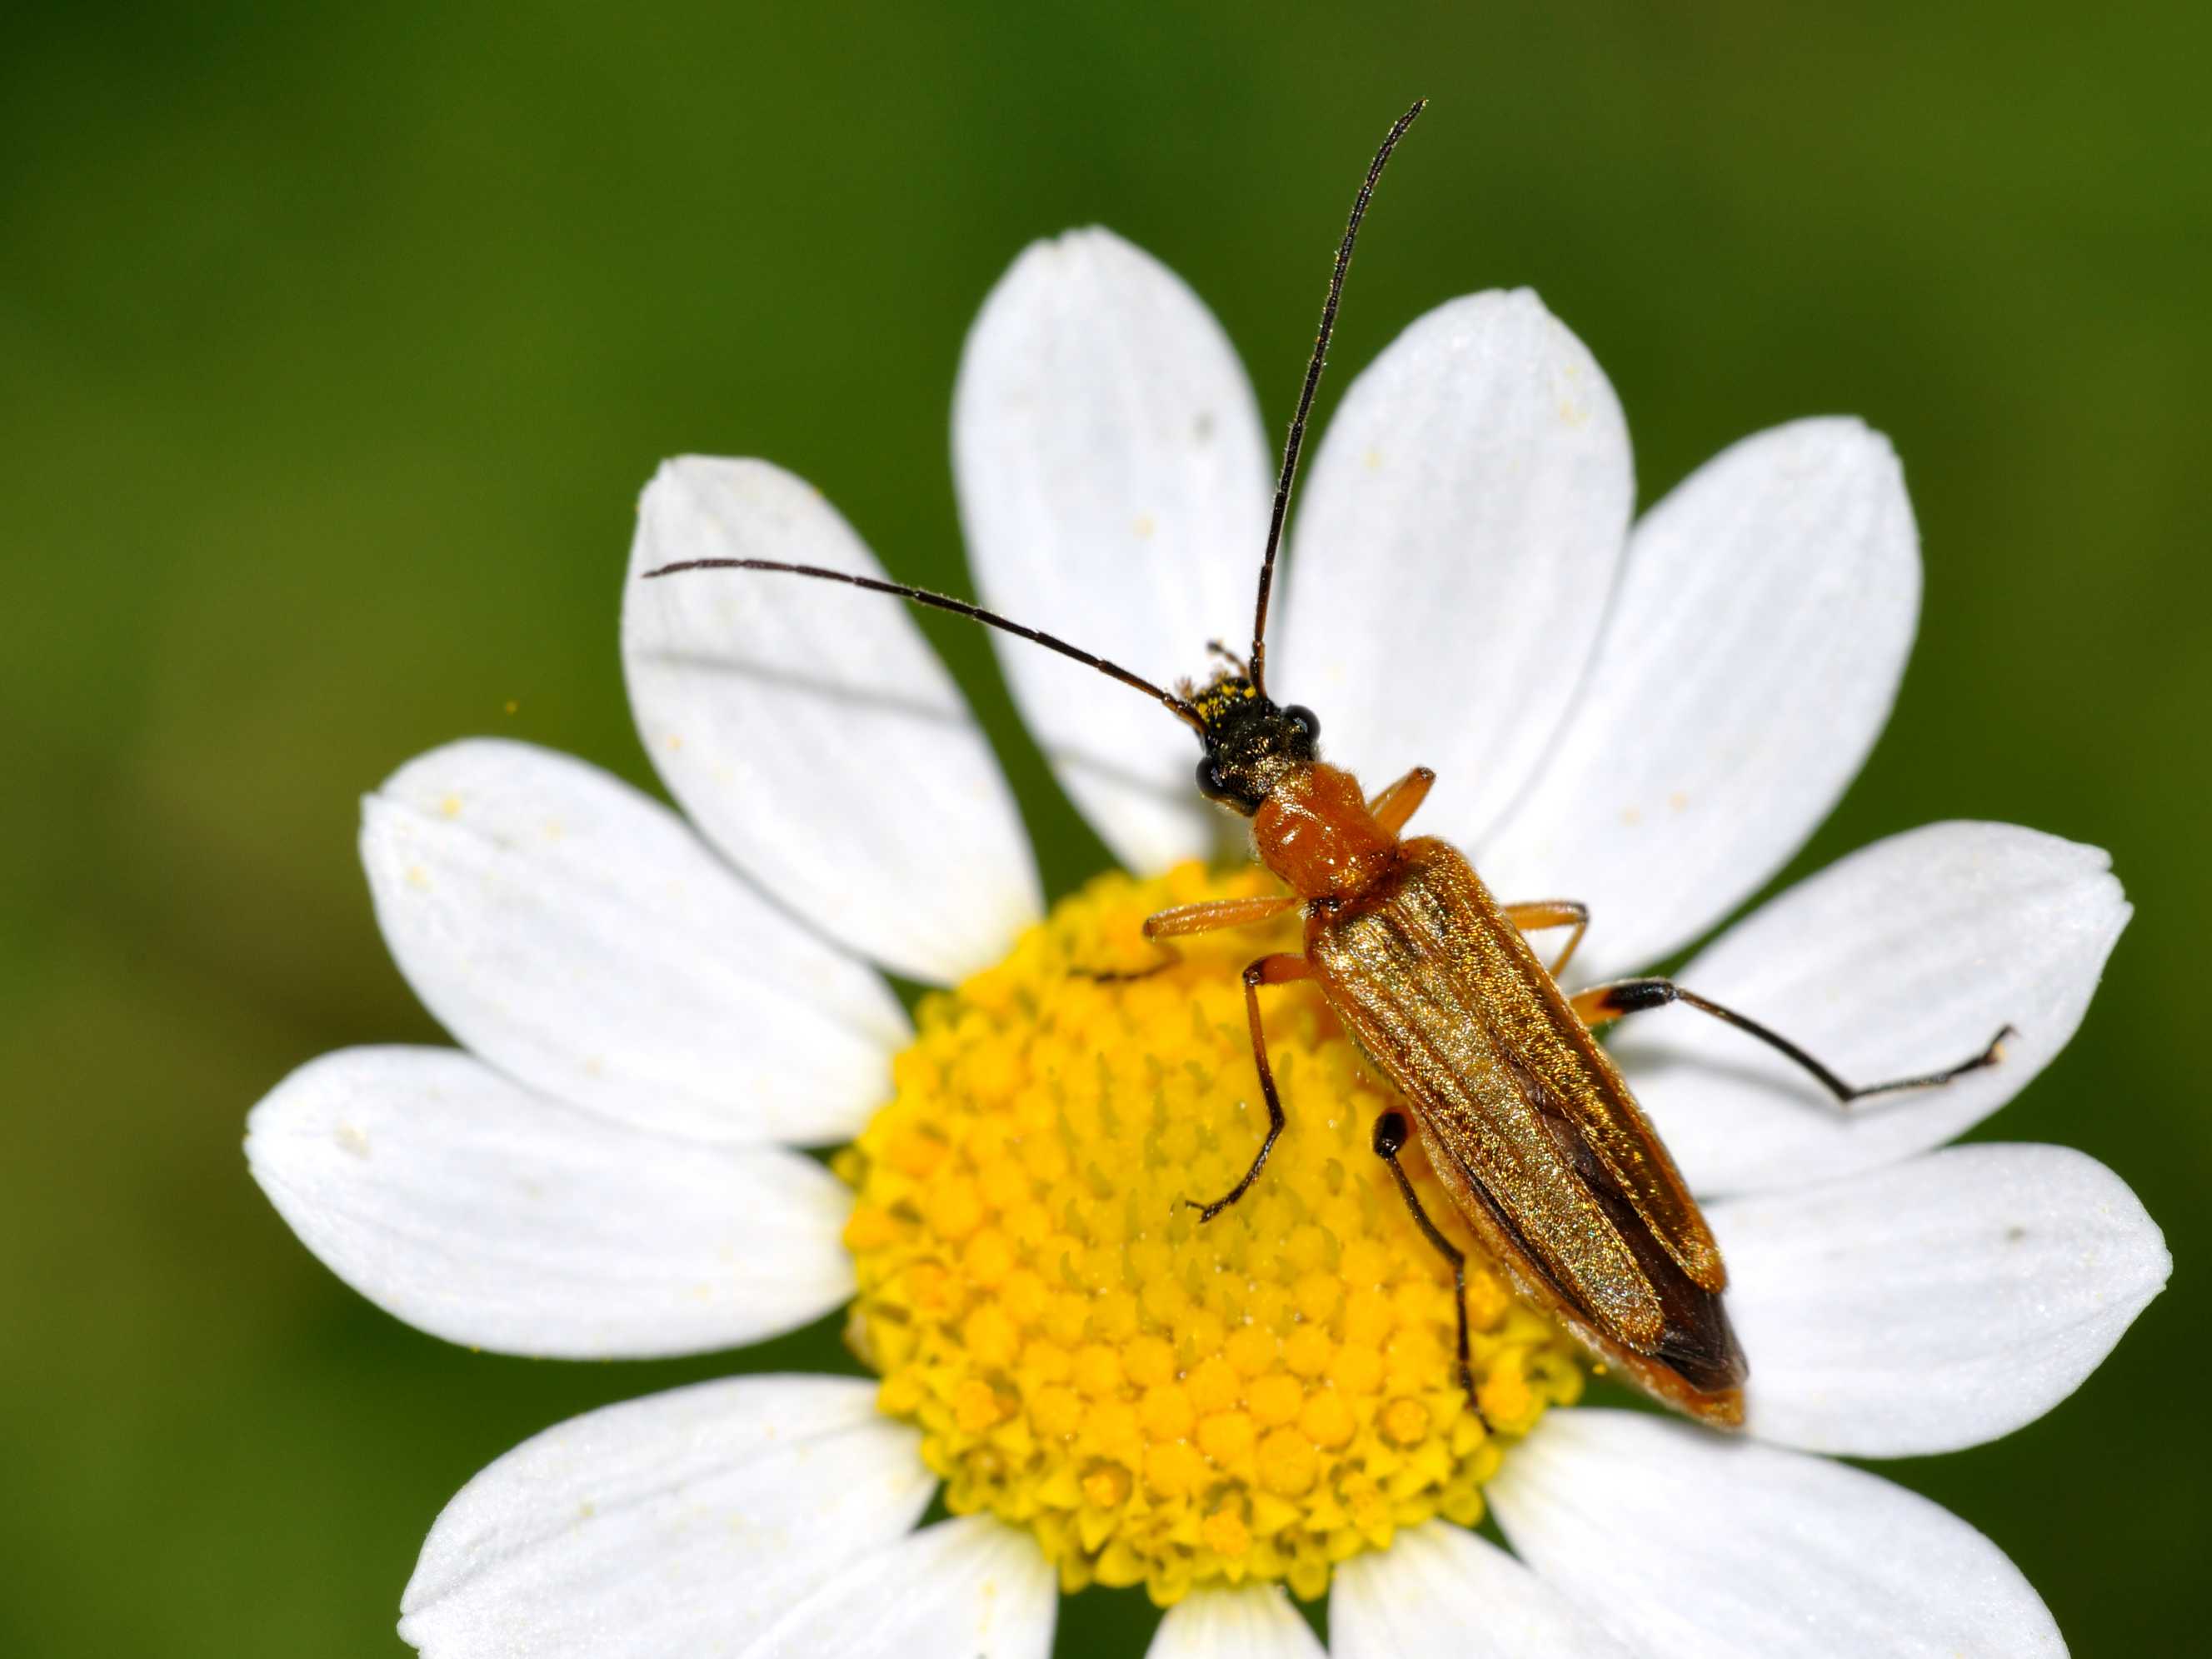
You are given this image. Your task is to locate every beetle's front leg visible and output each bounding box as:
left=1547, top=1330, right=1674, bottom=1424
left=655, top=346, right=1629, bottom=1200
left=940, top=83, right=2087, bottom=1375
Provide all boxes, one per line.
left=1081, top=893, right=1301, bottom=982
left=1366, top=766, right=1436, bottom=836
left=1185, top=952, right=1311, bottom=1221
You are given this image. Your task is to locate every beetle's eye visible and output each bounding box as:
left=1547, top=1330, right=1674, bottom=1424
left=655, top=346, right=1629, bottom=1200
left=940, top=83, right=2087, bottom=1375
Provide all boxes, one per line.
left=1284, top=704, right=1320, bottom=742
left=1196, top=756, right=1262, bottom=814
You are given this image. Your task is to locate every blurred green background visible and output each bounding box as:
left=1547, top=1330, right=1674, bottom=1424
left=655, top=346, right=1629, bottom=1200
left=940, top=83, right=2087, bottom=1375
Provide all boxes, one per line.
left=4, top=2, right=2205, bottom=1654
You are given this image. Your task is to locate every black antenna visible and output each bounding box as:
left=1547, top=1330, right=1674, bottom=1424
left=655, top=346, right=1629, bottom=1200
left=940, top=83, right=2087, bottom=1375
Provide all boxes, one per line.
left=1247, top=97, right=1426, bottom=700
left=642, top=557, right=1208, bottom=734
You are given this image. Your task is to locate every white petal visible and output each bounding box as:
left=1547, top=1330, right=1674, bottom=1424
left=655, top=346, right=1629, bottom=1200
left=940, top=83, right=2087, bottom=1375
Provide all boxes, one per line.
left=400, top=1375, right=932, bottom=1657
left=1490, top=1411, right=2063, bottom=1658
left=1331, top=1523, right=1634, bottom=1658
left=953, top=228, right=1271, bottom=872
left=742, top=1515, right=1056, bottom=1659
left=1278, top=290, right=1632, bottom=847
left=1146, top=1585, right=1321, bottom=1659
left=1479, top=418, right=1919, bottom=981
left=362, top=738, right=906, bottom=1147
left=1612, top=820, right=2129, bottom=1195
left=246, top=1047, right=851, bottom=1357
left=1717, top=1142, right=2168, bottom=1456
left=625, top=457, right=1041, bottom=984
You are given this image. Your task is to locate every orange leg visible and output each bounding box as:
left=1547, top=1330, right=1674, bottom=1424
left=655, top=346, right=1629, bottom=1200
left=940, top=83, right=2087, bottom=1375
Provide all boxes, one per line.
left=1082, top=893, right=1300, bottom=982
left=1145, top=894, right=1300, bottom=939
left=1367, top=766, right=1436, bottom=837
left=1570, top=977, right=2014, bottom=1108
left=1503, top=900, right=1590, bottom=979
left=1187, top=952, right=1312, bottom=1221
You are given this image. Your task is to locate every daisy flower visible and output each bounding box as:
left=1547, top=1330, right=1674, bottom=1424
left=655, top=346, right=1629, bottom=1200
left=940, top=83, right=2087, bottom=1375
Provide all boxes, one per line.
left=247, top=226, right=2166, bottom=1657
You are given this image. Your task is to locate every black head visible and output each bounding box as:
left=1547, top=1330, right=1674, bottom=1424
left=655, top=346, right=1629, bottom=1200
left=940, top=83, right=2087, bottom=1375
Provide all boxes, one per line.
left=1190, top=671, right=1320, bottom=815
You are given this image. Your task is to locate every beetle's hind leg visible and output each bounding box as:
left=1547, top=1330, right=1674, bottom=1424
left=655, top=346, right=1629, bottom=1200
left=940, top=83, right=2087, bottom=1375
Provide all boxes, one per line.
left=1184, top=952, right=1311, bottom=1221
left=1571, top=977, right=2014, bottom=1107
left=1079, top=893, right=1300, bottom=982
left=1372, top=1109, right=1480, bottom=1418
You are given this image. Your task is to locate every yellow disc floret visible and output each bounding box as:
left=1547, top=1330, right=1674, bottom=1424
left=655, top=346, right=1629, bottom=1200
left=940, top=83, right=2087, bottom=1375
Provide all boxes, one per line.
left=836, top=863, right=1582, bottom=1607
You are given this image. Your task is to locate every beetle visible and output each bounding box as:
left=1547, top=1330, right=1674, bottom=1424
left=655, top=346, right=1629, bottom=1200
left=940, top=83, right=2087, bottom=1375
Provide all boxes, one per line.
left=645, top=100, right=2010, bottom=1427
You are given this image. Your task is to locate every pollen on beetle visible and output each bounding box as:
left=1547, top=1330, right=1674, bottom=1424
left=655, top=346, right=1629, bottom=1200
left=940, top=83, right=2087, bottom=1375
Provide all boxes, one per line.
left=835, top=863, right=1582, bottom=1607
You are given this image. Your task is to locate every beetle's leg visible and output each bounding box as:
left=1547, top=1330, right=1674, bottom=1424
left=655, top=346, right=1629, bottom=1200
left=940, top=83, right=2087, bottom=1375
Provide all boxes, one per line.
left=1570, top=977, right=2015, bottom=1107
left=1366, top=766, right=1436, bottom=837
left=1186, top=953, right=1311, bottom=1220
left=1081, top=893, right=1300, bottom=982
left=1150, top=894, right=1301, bottom=938
left=1502, top=900, right=1590, bottom=980
left=1372, top=1108, right=1480, bottom=1417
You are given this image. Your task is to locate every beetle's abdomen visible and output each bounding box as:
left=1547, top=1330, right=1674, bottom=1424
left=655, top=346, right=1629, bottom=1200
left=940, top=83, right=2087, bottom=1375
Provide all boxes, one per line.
left=1305, top=841, right=1746, bottom=1423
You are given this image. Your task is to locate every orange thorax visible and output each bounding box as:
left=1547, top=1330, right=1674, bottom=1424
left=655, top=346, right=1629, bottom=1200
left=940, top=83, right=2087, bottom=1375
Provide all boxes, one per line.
left=1251, top=762, right=1399, bottom=902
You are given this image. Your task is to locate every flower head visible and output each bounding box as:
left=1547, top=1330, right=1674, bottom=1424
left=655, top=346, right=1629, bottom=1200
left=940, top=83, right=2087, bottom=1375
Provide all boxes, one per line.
left=248, top=222, right=2165, bottom=1656
left=841, top=863, right=1582, bottom=1605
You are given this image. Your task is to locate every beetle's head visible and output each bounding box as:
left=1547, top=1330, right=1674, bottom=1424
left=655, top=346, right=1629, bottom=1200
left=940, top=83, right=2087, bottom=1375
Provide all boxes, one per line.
left=1187, top=669, right=1320, bottom=817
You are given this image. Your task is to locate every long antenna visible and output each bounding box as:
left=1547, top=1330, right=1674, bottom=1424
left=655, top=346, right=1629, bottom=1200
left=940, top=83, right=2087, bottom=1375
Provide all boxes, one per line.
left=1247, top=97, right=1426, bottom=699
left=642, top=557, right=1207, bottom=733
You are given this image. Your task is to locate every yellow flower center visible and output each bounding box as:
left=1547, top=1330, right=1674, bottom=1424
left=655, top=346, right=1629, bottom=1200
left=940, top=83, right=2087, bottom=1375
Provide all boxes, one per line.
left=836, top=863, right=1582, bottom=1607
